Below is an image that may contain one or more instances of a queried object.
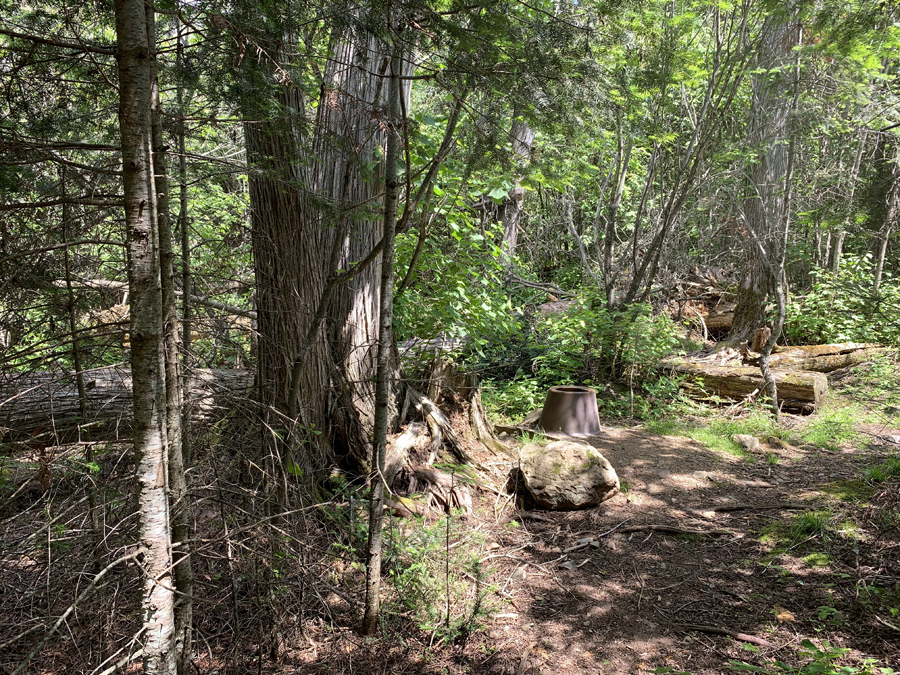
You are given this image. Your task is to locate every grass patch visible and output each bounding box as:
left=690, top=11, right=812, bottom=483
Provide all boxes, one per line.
left=798, top=402, right=861, bottom=450
left=519, top=431, right=551, bottom=446
left=644, top=418, right=691, bottom=436
left=760, top=510, right=839, bottom=553
left=787, top=509, right=835, bottom=543
left=689, top=426, right=746, bottom=457
left=819, top=479, right=874, bottom=503
left=864, top=455, right=900, bottom=482
left=802, top=551, right=831, bottom=568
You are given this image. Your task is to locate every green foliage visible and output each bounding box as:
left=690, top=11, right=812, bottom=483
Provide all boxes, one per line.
left=864, top=455, right=900, bottom=483
left=481, top=377, right=544, bottom=424
left=382, top=514, right=496, bottom=641
left=533, top=294, right=683, bottom=385
left=728, top=639, right=895, bottom=674
left=394, top=217, right=517, bottom=347
left=786, top=258, right=900, bottom=347
left=478, top=294, right=688, bottom=422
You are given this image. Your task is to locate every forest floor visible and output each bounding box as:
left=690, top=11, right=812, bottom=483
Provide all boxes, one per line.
left=2, top=364, right=899, bottom=675
left=285, top=367, right=900, bottom=675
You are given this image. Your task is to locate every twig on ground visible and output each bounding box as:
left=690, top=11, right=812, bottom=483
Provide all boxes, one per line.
left=675, top=623, right=777, bottom=648
left=707, top=503, right=809, bottom=512
left=619, top=524, right=732, bottom=536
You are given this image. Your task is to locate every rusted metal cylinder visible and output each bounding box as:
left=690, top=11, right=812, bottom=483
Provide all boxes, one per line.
left=537, top=385, right=601, bottom=436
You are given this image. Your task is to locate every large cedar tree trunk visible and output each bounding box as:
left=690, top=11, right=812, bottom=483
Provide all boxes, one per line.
left=727, top=15, right=796, bottom=345
left=246, top=29, right=408, bottom=476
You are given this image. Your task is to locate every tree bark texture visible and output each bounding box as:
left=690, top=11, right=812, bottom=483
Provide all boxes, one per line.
left=728, top=14, right=797, bottom=344
left=246, top=26, right=410, bottom=476
left=113, top=0, right=176, bottom=671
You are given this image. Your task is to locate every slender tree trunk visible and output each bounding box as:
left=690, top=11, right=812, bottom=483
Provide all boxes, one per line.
left=150, top=18, right=192, bottom=671
left=176, top=8, right=193, bottom=470
left=362, top=47, right=402, bottom=638
left=113, top=0, right=176, bottom=671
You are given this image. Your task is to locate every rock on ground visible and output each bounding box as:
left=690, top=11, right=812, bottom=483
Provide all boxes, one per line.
left=517, top=440, right=619, bottom=510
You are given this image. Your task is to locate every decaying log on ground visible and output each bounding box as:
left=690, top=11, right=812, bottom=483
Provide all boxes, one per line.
left=664, top=360, right=827, bottom=411
left=407, top=386, right=473, bottom=463
left=748, top=343, right=889, bottom=373
left=464, top=373, right=507, bottom=455
left=0, top=367, right=253, bottom=442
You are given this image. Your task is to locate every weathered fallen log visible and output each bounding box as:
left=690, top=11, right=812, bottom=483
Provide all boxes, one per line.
left=407, top=386, right=473, bottom=463
left=664, top=360, right=828, bottom=411
left=749, top=343, right=889, bottom=373
left=0, top=367, right=254, bottom=442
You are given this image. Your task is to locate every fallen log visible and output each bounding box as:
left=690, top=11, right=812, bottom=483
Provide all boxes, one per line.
left=0, top=367, right=254, bottom=442
left=407, top=386, right=472, bottom=463
left=749, top=343, right=889, bottom=373
left=664, top=360, right=827, bottom=411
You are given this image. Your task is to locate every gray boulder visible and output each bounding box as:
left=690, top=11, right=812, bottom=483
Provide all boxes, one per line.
left=517, top=441, right=619, bottom=510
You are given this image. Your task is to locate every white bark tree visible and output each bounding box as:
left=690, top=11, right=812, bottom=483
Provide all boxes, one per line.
left=113, top=0, right=176, bottom=670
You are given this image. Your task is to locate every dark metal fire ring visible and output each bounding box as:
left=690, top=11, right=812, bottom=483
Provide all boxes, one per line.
left=537, top=385, right=602, bottom=437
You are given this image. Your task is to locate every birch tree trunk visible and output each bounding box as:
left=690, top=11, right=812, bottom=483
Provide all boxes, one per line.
left=113, top=0, right=176, bottom=671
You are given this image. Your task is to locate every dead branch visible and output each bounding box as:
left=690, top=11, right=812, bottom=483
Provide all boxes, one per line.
left=675, top=623, right=777, bottom=648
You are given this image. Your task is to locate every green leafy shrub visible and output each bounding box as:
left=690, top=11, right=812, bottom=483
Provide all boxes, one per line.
left=394, top=216, right=517, bottom=347
left=786, top=257, right=900, bottom=346
left=729, top=639, right=895, bottom=674
left=533, top=293, right=683, bottom=385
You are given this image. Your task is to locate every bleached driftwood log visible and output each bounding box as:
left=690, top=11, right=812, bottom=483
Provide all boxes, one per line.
left=0, top=367, right=253, bottom=442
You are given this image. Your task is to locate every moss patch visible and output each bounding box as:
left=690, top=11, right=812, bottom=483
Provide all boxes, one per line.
left=803, top=552, right=831, bottom=568
left=819, top=479, right=874, bottom=504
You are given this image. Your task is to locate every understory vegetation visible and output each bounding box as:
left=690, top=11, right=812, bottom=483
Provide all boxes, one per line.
left=2, top=0, right=900, bottom=673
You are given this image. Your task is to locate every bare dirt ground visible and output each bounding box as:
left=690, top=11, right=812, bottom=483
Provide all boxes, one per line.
left=288, top=420, right=900, bottom=675
left=2, top=373, right=899, bottom=675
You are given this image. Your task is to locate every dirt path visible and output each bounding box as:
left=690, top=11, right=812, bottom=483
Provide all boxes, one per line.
left=300, top=424, right=899, bottom=675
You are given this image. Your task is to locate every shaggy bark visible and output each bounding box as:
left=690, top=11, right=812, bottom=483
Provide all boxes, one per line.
left=246, top=27, right=410, bottom=478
